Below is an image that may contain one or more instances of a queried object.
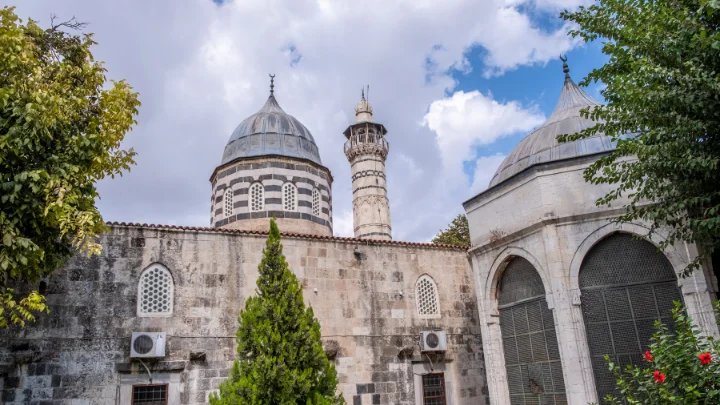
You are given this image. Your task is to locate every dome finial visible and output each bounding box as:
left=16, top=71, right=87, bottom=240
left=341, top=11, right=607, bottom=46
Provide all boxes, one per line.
left=269, top=74, right=275, bottom=96
left=560, top=54, right=570, bottom=80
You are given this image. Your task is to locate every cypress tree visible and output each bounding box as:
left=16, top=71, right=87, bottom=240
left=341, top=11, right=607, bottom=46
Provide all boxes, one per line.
left=210, top=219, right=343, bottom=405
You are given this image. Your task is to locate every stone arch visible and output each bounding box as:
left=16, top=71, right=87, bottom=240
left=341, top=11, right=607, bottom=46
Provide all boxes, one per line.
left=568, top=222, right=686, bottom=293
left=496, top=256, right=567, bottom=404
left=577, top=231, right=682, bottom=401
left=485, top=247, right=554, bottom=314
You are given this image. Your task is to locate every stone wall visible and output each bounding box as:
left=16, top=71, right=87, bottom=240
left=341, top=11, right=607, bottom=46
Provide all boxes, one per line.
left=0, top=224, right=486, bottom=405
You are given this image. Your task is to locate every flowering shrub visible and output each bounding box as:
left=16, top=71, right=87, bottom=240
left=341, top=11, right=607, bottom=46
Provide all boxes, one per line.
left=602, top=302, right=720, bottom=404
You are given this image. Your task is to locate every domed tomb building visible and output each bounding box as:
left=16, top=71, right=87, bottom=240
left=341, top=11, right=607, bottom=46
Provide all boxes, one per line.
left=210, top=77, right=333, bottom=235
left=463, top=58, right=719, bottom=405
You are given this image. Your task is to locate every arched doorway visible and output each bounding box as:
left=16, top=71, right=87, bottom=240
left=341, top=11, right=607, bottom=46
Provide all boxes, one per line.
left=498, top=257, right=567, bottom=405
left=579, top=233, right=681, bottom=400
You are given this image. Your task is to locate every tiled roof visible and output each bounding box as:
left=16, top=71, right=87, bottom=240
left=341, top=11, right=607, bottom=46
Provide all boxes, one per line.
left=106, top=222, right=468, bottom=251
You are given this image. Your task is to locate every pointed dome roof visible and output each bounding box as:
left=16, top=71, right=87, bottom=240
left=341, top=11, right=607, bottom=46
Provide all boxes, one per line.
left=489, top=59, right=615, bottom=188
left=221, top=86, right=322, bottom=166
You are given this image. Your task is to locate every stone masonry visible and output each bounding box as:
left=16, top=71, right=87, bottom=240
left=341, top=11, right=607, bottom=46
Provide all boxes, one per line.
left=0, top=224, right=486, bottom=405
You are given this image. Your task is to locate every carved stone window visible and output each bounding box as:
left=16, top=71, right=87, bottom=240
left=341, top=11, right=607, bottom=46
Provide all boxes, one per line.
left=312, top=188, right=321, bottom=216
left=250, top=183, right=264, bottom=212
left=416, top=275, right=440, bottom=319
left=224, top=189, right=233, bottom=217
left=283, top=183, right=297, bottom=211
left=137, top=264, right=174, bottom=317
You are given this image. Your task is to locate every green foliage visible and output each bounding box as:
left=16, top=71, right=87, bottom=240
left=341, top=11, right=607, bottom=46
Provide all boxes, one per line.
left=432, top=214, right=470, bottom=247
left=0, top=7, right=140, bottom=327
left=602, top=302, right=720, bottom=404
left=210, top=219, right=344, bottom=405
left=560, top=0, right=720, bottom=275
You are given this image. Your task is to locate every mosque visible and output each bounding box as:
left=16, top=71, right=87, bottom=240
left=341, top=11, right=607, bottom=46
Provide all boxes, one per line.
left=1, top=60, right=718, bottom=405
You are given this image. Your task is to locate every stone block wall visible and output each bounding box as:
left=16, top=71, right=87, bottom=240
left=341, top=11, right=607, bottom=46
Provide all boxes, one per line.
left=1, top=224, right=486, bottom=405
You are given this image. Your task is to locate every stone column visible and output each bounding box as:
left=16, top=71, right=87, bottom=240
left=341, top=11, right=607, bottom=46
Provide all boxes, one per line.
left=540, top=224, right=598, bottom=405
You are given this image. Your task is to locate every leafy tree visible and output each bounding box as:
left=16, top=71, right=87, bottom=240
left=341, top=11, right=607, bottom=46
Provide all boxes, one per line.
left=560, top=0, right=720, bottom=275
left=0, top=7, right=140, bottom=327
left=601, top=303, right=720, bottom=404
left=432, top=214, right=470, bottom=247
left=210, top=219, right=344, bottom=405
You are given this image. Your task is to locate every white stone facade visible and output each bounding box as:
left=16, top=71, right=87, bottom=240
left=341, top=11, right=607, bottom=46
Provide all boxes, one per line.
left=463, top=157, right=719, bottom=405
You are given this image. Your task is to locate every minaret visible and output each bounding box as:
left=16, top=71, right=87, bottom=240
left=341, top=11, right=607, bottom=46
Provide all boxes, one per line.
left=343, top=87, right=392, bottom=240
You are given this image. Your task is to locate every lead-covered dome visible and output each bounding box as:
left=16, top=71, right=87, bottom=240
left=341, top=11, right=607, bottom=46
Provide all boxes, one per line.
left=489, top=62, right=616, bottom=188
left=221, top=94, right=322, bottom=165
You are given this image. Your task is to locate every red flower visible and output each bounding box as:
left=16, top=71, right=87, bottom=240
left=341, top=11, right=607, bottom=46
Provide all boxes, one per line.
left=653, top=370, right=666, bottom=383
left=644, top=350, right=654, bottom=362
left=699, top=352, right=712, bottom=365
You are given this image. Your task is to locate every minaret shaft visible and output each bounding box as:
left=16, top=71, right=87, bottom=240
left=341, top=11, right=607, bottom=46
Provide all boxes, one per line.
left=344, top=91, right=391, bottom=240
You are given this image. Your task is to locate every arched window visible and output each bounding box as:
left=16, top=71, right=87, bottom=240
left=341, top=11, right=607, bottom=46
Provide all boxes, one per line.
left=137, top=264, right=174, bottom=317
left=282, top=183, right=297, bottom=211
left=498, top=257, right=566, bottom=404
left=312, top=188, right=321, bottom=216
left=224, top=188, right=233, bottom=217
left=580, top=233, right=681, bottom=400
left=249, top=183, right=264, bottom=212
left=416, top=275, right=440, bottom=319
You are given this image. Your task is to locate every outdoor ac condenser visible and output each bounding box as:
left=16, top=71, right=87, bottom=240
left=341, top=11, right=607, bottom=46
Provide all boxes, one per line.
left=130, top=332, right=167, bottom=358
left=420, top=330, right=447, bottom=352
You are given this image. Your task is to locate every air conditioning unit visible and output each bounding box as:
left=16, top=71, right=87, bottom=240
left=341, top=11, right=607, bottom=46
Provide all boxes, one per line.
left=420, top=330, right=447, bottom=352
left=130, top=332, right=166, bottom=358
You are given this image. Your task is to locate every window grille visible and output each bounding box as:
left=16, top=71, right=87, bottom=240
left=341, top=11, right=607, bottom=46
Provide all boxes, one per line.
left=579, top=233, right=681, bottom=401
left=249, top=183, right=264, bottom=212
left=498, top=257, right=566, bottom=405
left=137, top=264, right=174, bottom=317
left=283, top=183, right=297, bottom=211
left=422, top=373, right=447, bottom=405
left=416, top=275, right=440, bottom=318
left=224, top=189, right=233, bottom=217
left=312, top=188, right=321, bottom=216
left=132, top=384, right=168, bottom=405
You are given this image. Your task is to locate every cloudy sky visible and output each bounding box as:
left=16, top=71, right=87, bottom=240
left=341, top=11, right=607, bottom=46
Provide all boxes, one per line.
left=9, top=0, right=606, bottom=242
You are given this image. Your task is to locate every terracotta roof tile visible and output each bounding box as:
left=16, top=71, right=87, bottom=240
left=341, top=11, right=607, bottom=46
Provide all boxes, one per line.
left=106, top=221, right=468, bottom=251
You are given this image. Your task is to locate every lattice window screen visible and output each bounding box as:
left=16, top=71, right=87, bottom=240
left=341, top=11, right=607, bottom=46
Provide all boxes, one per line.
left=312, top=188, right=321, bottom=216
left=250, top=183, right=264, bottom=212
left=498, top=257, right=567, bottom=405
left=416, top=275, right=440, bottom=318
left=137, top=265, right=174, bottom=317
left=579, top=233, right=681, bottom=402
left=283, top=183, right=297, bottom=211
left=224, top=189, right=233, bottom=217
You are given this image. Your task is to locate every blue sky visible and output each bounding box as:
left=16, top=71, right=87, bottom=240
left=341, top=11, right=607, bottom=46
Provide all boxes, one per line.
left=11, top=0, right=605, bottom=242
left=454, top=42, right=607, bottom=185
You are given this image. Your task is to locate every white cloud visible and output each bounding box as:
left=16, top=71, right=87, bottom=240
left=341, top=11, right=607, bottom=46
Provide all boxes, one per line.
left=470, top=154, right=507, bottom=194
left=10, top=0, right=575, bottom=241
left=332, top=210, right=355, bottom=238
left=423, top=90, right=545, bottom=180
